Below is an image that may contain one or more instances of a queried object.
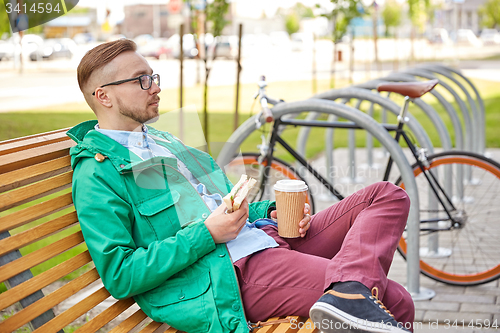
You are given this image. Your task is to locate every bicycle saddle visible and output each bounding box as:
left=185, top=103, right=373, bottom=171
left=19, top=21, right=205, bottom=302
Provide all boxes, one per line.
left=376, top=79, right=438, bottom=98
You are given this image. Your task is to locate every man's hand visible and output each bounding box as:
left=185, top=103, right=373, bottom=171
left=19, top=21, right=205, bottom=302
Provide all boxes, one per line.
left=204, top=200, right=249, bottom=244
left=270, top=203, right=311, bottom=237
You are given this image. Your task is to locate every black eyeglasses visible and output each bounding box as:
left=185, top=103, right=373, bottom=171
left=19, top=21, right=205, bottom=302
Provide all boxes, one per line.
left=92, top=74, right=160, bottom=96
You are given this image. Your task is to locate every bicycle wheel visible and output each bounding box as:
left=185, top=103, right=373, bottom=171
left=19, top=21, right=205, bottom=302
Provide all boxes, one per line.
left=224, top=152, right=315, bottom=213
left=395, top=151, right=500, bottom=285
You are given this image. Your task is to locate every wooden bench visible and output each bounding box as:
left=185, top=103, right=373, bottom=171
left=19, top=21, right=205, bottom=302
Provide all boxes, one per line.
left=0, top=129, right=318, bottom=333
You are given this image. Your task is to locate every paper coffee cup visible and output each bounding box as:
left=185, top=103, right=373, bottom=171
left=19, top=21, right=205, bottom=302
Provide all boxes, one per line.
left=274, top=180, right=308, bottom=238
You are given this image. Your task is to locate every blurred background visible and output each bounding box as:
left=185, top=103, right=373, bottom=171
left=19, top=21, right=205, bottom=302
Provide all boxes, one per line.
left=0, top=0, right=499, bottom=142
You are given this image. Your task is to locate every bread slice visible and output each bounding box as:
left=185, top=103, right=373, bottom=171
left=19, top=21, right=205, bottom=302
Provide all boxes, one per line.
left=232, top=178, right=257, bottom=210
left=223, top=174, right=248, bottom=212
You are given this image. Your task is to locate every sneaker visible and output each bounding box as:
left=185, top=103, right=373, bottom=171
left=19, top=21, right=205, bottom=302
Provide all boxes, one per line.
left=309, top=283, right=410, bottom=333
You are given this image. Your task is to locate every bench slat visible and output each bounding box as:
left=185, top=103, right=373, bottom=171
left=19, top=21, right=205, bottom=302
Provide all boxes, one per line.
left=0, top=156, right=72, bottom=193
left=107, top=309, right=148, bottom=333
left=73, top=298, right=136, bottom=333
left=295, top=319, right=318, bottom=333
left=0, top=132, right=70, bottom=156
left=0, top=192, right=74, bottom=233
left=137, top=321, right=166, bottom=333
left=0, top=267, right=100, bottom=332
left=0, top=231, right=84, bottom=282
left=0, top=171, right=73, bottom=212
left=0, top=128, right=69, bottom=148
left=33, top=285, right=111, bottom=333
left=163, top=327, right=182, bottom=333
left=0, top=251, right=92, bottom=309
left=273, top=316, right=306, bottom=333
left=0, top=140, right=75, bottom=174
left=0, top=211, right=78, bottom=257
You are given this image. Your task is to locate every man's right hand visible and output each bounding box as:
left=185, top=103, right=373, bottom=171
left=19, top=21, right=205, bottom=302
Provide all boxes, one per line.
left=204, top=200, right=249, bottom=244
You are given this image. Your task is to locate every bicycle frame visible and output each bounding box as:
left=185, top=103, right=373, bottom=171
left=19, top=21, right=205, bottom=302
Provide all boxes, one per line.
left=258, top=102, right=461, bottom=232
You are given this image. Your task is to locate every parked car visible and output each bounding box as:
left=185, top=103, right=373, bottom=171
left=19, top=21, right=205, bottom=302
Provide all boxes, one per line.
left=209, top=35, right=238, bottom=59
left=451, top=29, right=482, bottom=47
left=167, top=34, right=199, bottom=58
left=428, top=28, right=452, bottom=45
left=290, top=32, right=314, bottom=52
left=480, top=29, right=500, bottom=45
left=73, top=33, right=95, bottom=44
left=29, top=38, right=76, bottom=61
left=134, top=34, right=171, bottom=59
left=0, top=40, right=14, bottom=61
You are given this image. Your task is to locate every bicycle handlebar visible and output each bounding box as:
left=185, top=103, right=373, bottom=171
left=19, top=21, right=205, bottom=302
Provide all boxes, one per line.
left=260, top=97, right=274, bottom=122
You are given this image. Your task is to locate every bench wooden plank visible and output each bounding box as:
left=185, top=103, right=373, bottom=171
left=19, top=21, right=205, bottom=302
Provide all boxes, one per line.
left=274, top=316, right=305, bottom=333
left=0, top=211, right=78, bottom=257
left=0, top=171, right=73, bottom=212
left=138, top=321, right=166, bottom=333
left=0, top=267, right=100, bottom=332
left=0, top=140, right=75, bottom=174
left=107, top=309, right=148, bottom=333
left=0, top=132, right=70, bottom=156
left=0, top=192, right=74, bottom=233
left=0, top=156, right=72, bottom=193
left=0, top=251, right=92, bottom=309
left=0, top=128, right=69, bottom=149
left=33, top=285, right=111, bottom=333
left=294, top=319, right=318, bottom=333
left=73, top=298, right=136, bottom=333
left=0, top=231, right=84, bottom=282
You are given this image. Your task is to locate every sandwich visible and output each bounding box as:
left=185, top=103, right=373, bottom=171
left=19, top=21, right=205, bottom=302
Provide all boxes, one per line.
left=223, top=174, right=257, bottom=213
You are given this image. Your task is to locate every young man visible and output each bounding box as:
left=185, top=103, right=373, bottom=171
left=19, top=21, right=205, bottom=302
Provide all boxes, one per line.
left=69, top=39, right=414, bottom=333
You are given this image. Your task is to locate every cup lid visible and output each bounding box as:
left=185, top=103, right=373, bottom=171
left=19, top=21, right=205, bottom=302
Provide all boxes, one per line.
left=274, top=179, right=308, bottom=192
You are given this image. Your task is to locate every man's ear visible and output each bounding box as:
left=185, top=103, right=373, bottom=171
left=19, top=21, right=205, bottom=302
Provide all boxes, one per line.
left=94, top=89, right=113, bottom=108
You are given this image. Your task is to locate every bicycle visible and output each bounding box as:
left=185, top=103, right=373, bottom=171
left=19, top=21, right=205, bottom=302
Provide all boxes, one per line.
left=223, top=76, right=500, bottom=286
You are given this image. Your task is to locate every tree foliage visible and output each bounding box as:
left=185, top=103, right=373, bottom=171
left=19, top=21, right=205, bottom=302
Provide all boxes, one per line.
left=206, top=0, right=230, bottom=37
left=407, top=0, right=430, bottom=33
left=381, top=0, right=402, bottom=37
left=319, top=0, right=363, bottom=43
left=285, top=13, right=300, bottom=35
left=478, top=0, right=500, bottom=29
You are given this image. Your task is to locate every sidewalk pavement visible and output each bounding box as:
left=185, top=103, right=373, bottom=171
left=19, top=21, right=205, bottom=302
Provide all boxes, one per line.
left=310, top=148, right=500, bottom=333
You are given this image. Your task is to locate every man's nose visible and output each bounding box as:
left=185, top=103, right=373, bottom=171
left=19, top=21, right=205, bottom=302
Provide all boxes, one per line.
left=150, top=81, right=161, bottom=94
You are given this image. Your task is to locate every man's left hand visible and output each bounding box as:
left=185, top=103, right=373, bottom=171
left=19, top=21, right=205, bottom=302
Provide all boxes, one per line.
left=270, top=203, right=311, bottom=238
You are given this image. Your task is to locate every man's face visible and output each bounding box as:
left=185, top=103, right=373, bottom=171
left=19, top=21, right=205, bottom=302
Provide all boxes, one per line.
left=100, top=51, right=161, bottom=128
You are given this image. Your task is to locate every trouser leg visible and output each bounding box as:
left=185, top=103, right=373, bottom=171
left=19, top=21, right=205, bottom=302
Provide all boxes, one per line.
left=237, top=182, right=412, bottom=324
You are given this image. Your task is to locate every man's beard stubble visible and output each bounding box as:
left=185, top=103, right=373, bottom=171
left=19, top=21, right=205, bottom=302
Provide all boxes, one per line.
left=116, top=96, right=160, bottom=125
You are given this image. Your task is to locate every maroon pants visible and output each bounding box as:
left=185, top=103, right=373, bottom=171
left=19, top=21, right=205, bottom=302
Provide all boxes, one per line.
left=235, top=182, right=415, bottom=329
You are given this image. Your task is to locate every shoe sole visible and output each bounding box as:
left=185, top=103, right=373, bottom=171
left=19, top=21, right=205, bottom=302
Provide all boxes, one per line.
left=309, top=302, right=409, bottom=333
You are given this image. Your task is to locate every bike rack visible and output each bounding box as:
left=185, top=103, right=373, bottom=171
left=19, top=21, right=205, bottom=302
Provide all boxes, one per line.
left=415, top=65, right=483, bottom=154
left=297, top=88, right=434, bottom=195
left=354, top=79, right=453, bottom=152
left=431, top=64, right=486, bottom=154
left=217, top=99, right=433, bottom=300
left=382, top=71, right=467, bottom=152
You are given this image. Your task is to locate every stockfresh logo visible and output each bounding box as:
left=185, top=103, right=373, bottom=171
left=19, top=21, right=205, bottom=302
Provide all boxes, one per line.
left=2, top=0, right=79, bottom=33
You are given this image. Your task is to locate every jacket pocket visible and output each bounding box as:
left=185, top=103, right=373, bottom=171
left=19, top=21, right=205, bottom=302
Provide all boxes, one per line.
left=136, top=190, right=181, bottom=240
left=148, top=270, right=213, bottom=333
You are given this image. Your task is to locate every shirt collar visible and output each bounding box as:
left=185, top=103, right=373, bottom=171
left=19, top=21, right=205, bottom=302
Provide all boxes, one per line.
left=95, top=123, right=155, bottom=149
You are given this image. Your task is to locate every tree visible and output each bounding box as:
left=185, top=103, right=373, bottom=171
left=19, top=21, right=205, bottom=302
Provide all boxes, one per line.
left=318, top=0, right=363, bottom=88
left=407, top=0, right=431, bottom=64
left=285, top=13, right=300, bottom=36
left=185, top=0, right=231, bottom=147
left=478, top=0, right=500, bottom=29
left=381, top=0, right=402, bottom=37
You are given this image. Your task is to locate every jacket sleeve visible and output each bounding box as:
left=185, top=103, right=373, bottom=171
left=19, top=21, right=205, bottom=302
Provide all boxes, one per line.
left=72, top=159, right=216, bottom=299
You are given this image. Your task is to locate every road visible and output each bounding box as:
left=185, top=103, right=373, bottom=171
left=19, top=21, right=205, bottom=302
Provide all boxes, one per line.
left=0, top=39, right=499, bottom=112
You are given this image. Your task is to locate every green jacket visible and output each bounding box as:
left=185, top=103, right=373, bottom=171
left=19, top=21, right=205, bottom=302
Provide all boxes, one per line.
left=68, top=120, right=274, bottom=333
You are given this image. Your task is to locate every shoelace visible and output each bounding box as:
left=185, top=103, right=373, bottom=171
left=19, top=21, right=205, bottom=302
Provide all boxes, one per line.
left=370, top=287, right=395, bottom=318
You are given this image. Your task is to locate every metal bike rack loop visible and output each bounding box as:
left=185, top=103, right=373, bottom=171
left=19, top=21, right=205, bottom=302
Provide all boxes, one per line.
left=431, top=64, right=486, bottom=154
left=354, top=79, right=453, bottom=152
left=297, top=88, right=435, bottom=195
left=217, top=98, right=433, bottom=300
left=414, top=65, right=482, bottom=154
left=383, top=71, right=467, bottom=152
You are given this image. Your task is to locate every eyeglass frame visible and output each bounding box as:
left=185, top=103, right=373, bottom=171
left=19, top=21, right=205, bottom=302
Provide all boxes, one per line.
left=92, top=74, right=160, bottom=96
